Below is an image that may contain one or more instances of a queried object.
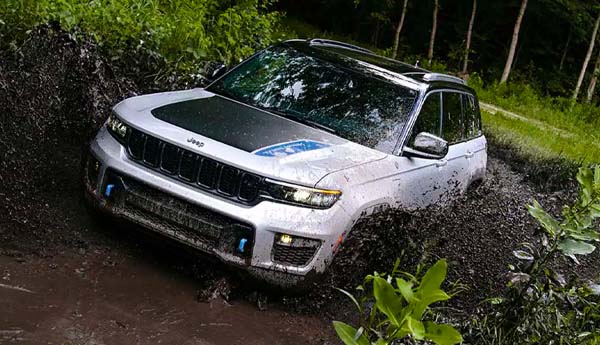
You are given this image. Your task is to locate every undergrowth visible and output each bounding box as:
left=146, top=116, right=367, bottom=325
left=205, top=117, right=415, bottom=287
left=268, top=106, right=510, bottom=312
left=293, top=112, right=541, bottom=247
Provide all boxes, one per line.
left=0, top=0, right=283, bottom=76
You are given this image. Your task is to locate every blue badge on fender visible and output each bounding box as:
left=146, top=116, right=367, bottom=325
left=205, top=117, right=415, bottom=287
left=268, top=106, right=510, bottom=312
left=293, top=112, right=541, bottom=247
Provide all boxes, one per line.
left=253, top=140, right=331, bottom=157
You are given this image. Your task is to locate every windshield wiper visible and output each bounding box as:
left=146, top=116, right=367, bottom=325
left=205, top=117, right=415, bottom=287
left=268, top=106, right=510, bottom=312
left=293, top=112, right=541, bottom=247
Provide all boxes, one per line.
left=263, top=108, right=338, bottom=134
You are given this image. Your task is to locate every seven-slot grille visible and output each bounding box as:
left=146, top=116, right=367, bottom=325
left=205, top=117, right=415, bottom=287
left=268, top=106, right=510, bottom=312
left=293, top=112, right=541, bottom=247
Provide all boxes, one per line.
left=126, top=128, right=262, bottom=203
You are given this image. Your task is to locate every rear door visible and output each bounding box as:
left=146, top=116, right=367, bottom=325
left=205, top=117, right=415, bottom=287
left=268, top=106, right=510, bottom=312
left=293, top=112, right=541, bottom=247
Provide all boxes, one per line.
left=462, top=93, right=487, bottom=183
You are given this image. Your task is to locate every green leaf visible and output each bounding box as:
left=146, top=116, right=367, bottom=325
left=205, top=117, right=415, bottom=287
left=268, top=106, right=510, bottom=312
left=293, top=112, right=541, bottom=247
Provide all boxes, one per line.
left=591, top=204, right=600, bottom=218
left=421, top=289, right=450, bottom=305
left=332, top=321, right=369, bottom=345
left=424, top=322, right=463, bottom=345
left=527, top=200, right=560, bottom=236
left=413, top=289, right=450, bottom=319
left=577, top=168, right=594, bottom=205
left=335, top=287, right=362, bottom=314
left=513, top=250, right=534, bottom=261
left=567, top=228, right=600, bottom=242
left=406, top=317, right=425, bottom=340
left=373, top=276, right=404, bottom=326
left=587, top=283, right=600, bottom=295
left=419, top=259, right=447, bottom=294
left=558, top=239, right=596, bottom=257
left=483, top=297, right=505, bottom=305
left=396, top=278, right=416, bottom=303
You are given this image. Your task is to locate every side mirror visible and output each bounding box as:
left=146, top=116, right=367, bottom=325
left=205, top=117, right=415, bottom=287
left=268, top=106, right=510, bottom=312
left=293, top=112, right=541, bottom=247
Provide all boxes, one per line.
left=202, top=62, right=228, bottom=84
left=404, top=132, right=448, bottom=159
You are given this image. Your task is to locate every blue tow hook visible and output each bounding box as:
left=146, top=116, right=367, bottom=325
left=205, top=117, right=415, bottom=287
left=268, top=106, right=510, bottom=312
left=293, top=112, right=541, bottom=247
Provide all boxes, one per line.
left=105, top=184, right=116, bottom=198
left=238, top=238, right=248, bottom=253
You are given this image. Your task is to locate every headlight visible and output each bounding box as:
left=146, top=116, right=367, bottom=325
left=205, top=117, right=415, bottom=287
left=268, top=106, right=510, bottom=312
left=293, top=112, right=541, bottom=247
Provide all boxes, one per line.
left=106, top=113, right=129, bottom=143
left=265, top=179, right=341, bottom=208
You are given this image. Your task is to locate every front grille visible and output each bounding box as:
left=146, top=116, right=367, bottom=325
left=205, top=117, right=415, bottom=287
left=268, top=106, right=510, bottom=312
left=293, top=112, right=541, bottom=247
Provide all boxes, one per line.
left=126, top=128, right=262, bottom=204
left=104, top=171, right=255, bottom=260
left=273, top=244, right=318, bottom=267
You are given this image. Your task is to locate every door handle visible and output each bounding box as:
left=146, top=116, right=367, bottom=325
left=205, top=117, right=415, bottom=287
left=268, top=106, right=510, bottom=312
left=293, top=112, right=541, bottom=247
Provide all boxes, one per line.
left=435, top=159, right=448, bottom=168
left=465, top=151, right=474, bottom=159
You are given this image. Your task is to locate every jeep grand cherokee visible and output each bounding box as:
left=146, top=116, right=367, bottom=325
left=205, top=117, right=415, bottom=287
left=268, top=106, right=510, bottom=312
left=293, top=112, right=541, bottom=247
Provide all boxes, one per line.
left=83, top=39, right=486, bottom=286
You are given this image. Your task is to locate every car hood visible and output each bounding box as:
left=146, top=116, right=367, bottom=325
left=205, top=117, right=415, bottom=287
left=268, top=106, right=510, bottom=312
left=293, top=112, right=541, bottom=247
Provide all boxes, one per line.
left=113, top=89, right=388, bottom=187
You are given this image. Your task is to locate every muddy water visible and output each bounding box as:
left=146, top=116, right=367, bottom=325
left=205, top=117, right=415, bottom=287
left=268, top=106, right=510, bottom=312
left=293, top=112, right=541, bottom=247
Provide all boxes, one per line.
left=0, top=248, right=336, bottom=344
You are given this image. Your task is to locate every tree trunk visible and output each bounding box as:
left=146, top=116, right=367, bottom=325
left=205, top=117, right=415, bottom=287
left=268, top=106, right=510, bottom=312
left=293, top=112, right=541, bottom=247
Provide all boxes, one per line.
left=585, top=46, right=600, bottom=103
left=500, top=0, right=529, bottom=84
left=391, top=0, right=409, bottom=60
left=572, top=13, right=600, bottom=102
left=427, top=0, right=439, bottom=65
left=461, top=0, right=477, bottom=75
left=559, top=27, right=572, bottom=72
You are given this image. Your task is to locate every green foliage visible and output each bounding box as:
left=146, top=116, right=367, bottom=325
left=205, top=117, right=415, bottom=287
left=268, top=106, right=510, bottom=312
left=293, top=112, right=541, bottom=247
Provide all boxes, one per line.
left=467, top=166, right=600, bottom=344
left=333, top=259, right=463, bottom=345
left=0, top=0, right=282, bottom=73
left=471, top=76, right=600, bottom=164
left=471, top=78, right=600, bottom=139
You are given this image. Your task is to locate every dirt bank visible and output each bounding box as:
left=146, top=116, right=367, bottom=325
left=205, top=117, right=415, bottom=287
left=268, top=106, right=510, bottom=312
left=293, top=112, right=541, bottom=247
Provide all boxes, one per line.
left=1, top=26, right=598, bottom=344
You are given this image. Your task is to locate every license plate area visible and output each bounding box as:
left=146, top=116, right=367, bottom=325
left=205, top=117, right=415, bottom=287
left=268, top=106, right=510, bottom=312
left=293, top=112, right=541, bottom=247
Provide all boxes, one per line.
left=102, top=170, right=255, bottom=262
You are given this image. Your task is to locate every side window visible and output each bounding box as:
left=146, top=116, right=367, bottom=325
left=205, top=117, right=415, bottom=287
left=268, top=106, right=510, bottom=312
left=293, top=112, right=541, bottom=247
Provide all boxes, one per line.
left=462, top=94, right=481, bottom=139
left=409, top=93, right=441, bottom=145
left=441, top=92, right=464, bottom=143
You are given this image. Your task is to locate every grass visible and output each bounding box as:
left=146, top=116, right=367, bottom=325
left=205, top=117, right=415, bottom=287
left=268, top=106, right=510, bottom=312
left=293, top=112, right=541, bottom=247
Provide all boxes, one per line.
left=482, top=109, right=600, bottom=164
left=469, top=76, right=600, bottom=164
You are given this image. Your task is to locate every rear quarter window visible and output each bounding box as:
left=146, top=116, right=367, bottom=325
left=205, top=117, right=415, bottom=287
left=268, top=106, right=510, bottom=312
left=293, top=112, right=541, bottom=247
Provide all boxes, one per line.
left=463, top=94, right=482, bottom=139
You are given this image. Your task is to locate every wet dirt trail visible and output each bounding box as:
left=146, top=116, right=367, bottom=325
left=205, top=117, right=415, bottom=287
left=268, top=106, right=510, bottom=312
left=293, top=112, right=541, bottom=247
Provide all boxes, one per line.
left=0, top=241, right=336, bottom=344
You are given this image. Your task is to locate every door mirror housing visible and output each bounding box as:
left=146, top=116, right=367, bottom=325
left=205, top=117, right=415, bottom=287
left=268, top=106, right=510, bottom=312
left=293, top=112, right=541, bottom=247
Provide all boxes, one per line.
left=404, top=132, right=449, bottom=159
left=202, top=62, right=228, bottom=84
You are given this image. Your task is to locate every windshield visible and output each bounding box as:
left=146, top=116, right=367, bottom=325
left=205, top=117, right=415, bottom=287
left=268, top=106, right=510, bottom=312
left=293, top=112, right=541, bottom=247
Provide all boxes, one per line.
left=207, top=44, right=419, bottom=152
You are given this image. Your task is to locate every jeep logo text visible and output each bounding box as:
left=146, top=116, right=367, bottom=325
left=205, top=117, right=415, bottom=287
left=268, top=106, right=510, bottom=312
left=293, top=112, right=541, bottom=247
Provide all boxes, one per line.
left=187, top=137, right=205, bottom=148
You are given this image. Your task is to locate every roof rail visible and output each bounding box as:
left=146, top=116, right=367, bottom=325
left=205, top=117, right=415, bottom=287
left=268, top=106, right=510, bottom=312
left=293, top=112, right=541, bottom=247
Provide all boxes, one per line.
left=422, top=73, right=466, bottom=85
left=308, top=38, right=373, bottom=54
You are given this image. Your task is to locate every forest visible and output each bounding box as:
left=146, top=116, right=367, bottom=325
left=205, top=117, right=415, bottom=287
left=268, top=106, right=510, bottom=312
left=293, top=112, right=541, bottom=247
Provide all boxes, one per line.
left=282, top=0, right=597, bottom=98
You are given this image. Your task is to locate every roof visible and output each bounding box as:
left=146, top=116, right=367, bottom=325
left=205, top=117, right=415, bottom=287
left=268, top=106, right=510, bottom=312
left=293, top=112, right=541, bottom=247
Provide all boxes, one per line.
left=286, top=38, right=467, bottom=87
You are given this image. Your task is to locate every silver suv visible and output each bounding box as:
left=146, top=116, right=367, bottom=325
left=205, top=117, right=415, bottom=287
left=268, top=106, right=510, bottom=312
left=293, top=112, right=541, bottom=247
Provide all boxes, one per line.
left=83, top=39, right=486, bottom=286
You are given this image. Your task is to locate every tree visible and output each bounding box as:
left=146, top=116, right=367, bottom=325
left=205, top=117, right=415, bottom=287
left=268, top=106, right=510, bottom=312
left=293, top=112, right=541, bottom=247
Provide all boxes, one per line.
left=573, top=12, right=600, bottom=102
left=461, top=0, right=477, bottom=75
left=427, top=0, right=439, bottom=65
left=559, top=27, right=572, bottom=71
left=586, top=44, right=600, bottom=103
left=500, top=0, right=529, bottom=84
left=391, top=0, right=409, bottom=59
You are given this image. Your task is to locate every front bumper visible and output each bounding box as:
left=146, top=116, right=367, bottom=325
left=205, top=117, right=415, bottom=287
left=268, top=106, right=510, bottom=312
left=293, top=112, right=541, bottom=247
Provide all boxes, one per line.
left=84, top=126, right=352, bottom=286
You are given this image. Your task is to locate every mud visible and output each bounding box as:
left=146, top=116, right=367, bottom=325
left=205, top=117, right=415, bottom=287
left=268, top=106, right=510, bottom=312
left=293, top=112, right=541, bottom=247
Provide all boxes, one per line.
left=1, top=26, right=599, bottom=344
left=0, top=243, right=335, bottom=344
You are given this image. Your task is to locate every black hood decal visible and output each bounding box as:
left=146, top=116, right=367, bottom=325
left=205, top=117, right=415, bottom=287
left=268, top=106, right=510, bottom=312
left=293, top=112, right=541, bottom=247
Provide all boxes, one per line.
left=151, top=95, right=344, bottom=152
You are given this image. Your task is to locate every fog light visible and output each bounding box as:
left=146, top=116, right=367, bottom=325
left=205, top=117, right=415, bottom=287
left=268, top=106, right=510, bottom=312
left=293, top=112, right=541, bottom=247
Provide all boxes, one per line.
left=278, top=234, right=293, bottom=245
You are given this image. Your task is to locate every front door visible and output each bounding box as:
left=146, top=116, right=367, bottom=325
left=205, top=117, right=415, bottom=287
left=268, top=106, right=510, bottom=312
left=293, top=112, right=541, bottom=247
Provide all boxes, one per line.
left=395, top=92, right=448, bottom=209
